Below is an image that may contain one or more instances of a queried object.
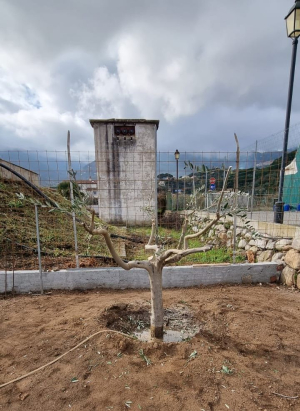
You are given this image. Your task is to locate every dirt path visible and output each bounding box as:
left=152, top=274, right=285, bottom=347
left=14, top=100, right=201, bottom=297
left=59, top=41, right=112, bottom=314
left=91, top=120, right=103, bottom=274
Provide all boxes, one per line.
left=1, top=285, right=300, bottom=411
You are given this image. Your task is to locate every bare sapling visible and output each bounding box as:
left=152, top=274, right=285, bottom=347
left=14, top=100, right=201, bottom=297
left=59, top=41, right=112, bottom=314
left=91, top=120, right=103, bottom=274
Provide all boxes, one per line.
left=82, top=167, right=232, bottom=339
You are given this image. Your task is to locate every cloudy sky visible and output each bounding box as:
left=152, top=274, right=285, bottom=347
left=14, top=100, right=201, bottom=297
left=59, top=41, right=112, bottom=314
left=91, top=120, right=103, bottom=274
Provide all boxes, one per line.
left=0, top=0, right=299, bottom=154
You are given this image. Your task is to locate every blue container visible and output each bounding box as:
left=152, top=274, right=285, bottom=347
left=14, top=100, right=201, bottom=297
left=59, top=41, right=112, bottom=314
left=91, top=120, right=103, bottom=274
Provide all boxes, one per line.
left=297, top=204, right=300, bottom=211
left=284, top=204, right=290, bottom=211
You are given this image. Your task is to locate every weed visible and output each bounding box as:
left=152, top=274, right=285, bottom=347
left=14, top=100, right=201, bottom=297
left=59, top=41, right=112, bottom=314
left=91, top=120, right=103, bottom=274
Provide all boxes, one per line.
left=188, top=350, right=197, bottom=360
left=8, top=199, right=24, bottom=208
left=221, top=365, right=234, bottom=375
left=139, top=349, right=151, bottom=366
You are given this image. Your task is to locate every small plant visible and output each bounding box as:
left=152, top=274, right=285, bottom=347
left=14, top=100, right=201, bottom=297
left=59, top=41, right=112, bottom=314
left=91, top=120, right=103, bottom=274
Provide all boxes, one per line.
left=136, top=320, right=145, bottom=330
left=221, top=365, right=234, bottom=375
left=188, top=350, right=197, bottom=361
left=8, top=198, right=24, bottom=208
left=139, top=349, right=151, bottom=366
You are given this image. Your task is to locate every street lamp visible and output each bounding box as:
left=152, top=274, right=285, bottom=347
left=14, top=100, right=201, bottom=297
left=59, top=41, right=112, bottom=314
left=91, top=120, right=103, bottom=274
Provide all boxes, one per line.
left=274, top=0, right=300, bottom=224
left=174, top=149, right=180, bottom=210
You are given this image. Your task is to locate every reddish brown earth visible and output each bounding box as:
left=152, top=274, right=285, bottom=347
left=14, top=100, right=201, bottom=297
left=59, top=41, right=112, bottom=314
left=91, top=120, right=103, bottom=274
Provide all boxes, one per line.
left=1, top=284, right=300, bottom=411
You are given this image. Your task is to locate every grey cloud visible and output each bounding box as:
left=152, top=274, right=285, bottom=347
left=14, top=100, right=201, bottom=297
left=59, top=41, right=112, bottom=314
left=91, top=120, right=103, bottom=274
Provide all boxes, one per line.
left=0, top=98, right=23, bottom=113
left=0, top=0, right=298, bottom=153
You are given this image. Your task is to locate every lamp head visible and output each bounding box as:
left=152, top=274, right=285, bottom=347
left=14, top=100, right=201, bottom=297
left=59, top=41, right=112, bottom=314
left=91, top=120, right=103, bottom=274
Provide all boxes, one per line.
left=285, top=0, right=300, bottom=38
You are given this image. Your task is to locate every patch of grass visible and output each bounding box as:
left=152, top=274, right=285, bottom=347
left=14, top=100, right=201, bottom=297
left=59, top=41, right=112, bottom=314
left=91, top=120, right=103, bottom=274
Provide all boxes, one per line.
left=177, top=247, right=245, bottom=265
left=128, top=226, right=181, bottom=242
left=8, top=199, right=24, bottom=208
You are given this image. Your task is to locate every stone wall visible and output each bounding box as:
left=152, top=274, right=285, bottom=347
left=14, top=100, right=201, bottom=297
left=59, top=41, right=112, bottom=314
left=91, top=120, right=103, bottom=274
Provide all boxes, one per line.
left=201, top=217, right=300, bottom=289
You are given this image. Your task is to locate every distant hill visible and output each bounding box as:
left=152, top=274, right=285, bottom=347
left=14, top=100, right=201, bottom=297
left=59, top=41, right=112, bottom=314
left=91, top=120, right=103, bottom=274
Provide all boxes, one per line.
left=158, top=150, right=297, bottom=196
left=0, top=148, right=297, bottom=188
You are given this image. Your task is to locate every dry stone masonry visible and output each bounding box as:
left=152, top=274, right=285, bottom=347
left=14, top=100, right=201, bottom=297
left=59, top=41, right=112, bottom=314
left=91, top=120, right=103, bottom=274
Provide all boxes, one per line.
left=199, top=216, right=300, bottom=289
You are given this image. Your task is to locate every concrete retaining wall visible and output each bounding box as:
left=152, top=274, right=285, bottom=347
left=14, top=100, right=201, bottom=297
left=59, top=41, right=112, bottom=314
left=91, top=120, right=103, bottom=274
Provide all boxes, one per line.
left=0, top=263, right=277, bottom=294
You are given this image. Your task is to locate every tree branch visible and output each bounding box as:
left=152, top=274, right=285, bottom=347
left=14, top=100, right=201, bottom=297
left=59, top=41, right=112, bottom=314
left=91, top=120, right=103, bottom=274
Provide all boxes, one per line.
left=177, top=215, right=188, bottom=249
left=145, top=245, right=159, bottom=252
left=163, top=245, right=212, bottom=264
left=83, top=217, right=151, bottom=273
left=147, top=219, right=156, bottom=246
left=183, top=217, right=219, bottom=249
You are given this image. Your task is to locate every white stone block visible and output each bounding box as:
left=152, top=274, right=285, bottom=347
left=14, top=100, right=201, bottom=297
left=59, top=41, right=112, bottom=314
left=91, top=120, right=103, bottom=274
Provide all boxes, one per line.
left=255, top=239, right=267, bottom=249
left=281, top=266, right=295, bottom=287
left=266, top=240, right=276, bottom=250
left=238, top=239, right=247, bottom=249
left=292, top=237, right=300, bottom=251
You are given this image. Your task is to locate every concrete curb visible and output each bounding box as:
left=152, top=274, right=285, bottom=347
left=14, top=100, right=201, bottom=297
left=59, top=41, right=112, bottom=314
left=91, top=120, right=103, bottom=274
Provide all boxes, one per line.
left=0, top=263, right=278, bottom=294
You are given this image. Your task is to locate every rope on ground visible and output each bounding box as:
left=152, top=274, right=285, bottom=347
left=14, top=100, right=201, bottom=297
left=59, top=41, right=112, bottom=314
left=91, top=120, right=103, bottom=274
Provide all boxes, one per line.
left=0, top=329, right=137, bottom=389
left=271, top=392, right=299, bottom=400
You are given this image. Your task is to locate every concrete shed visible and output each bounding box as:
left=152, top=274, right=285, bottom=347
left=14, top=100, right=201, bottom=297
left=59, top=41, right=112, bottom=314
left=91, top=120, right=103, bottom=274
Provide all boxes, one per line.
left=90, top=118, right=159, bottom=226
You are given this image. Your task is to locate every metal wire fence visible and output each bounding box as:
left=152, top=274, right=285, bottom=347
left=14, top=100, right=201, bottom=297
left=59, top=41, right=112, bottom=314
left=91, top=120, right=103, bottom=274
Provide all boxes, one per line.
left=1, top=146, right=300, bottom=275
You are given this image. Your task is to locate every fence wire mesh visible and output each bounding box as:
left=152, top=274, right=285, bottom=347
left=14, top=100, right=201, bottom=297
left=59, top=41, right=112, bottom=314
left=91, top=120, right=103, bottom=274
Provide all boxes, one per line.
left=1, top=144, right=300, bottom=273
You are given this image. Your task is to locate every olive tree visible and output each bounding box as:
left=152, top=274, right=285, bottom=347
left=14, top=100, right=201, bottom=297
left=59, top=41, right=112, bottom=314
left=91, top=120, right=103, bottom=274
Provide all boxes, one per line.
left=82, top=167, right=232, bottom=339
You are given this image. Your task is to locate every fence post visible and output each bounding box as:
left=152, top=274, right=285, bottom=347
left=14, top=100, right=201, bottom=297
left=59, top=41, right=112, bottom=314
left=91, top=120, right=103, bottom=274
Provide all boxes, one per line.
left=250, top=140, right=258, bottom=219
left=4, top=238, right=7, bottom=296
left=67, top=131, right=79, bottom=269
left=233, top=134, right=240, bottom=263
left=34, top=205, right=44, bottom=294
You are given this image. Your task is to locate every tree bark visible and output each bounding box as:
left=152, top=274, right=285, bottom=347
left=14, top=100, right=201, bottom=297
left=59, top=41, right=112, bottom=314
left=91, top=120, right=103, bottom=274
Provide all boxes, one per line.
left=148, top=267, right=164, bottom=339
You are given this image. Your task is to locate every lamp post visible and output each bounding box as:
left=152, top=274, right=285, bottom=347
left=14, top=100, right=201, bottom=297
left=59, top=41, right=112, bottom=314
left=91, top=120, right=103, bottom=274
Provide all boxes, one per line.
left=174, top=149, right=180, bottom=210
left=274, top=0, right=300, bottom=223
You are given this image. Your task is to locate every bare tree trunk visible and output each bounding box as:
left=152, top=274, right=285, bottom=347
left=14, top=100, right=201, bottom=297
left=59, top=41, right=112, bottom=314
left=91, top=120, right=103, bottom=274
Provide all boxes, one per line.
left=148, top=267, right=164, bottom=339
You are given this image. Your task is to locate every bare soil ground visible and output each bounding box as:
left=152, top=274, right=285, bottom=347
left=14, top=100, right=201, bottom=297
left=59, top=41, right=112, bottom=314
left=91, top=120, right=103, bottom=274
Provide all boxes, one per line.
left=1, top=285, right=300, bottom=411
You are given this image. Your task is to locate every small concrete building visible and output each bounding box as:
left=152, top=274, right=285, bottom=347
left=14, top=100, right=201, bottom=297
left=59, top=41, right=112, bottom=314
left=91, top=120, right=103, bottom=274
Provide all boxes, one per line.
left=90, top=118, right=159, bottom=225
left=0, top=159, right=40, bottom=186
left=76, top=179, right=98, bottom=198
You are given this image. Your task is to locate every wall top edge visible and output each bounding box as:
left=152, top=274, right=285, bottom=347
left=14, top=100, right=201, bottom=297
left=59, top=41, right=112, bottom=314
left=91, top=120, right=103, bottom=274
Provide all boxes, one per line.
left=89, top=119, right=159, bottom=129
